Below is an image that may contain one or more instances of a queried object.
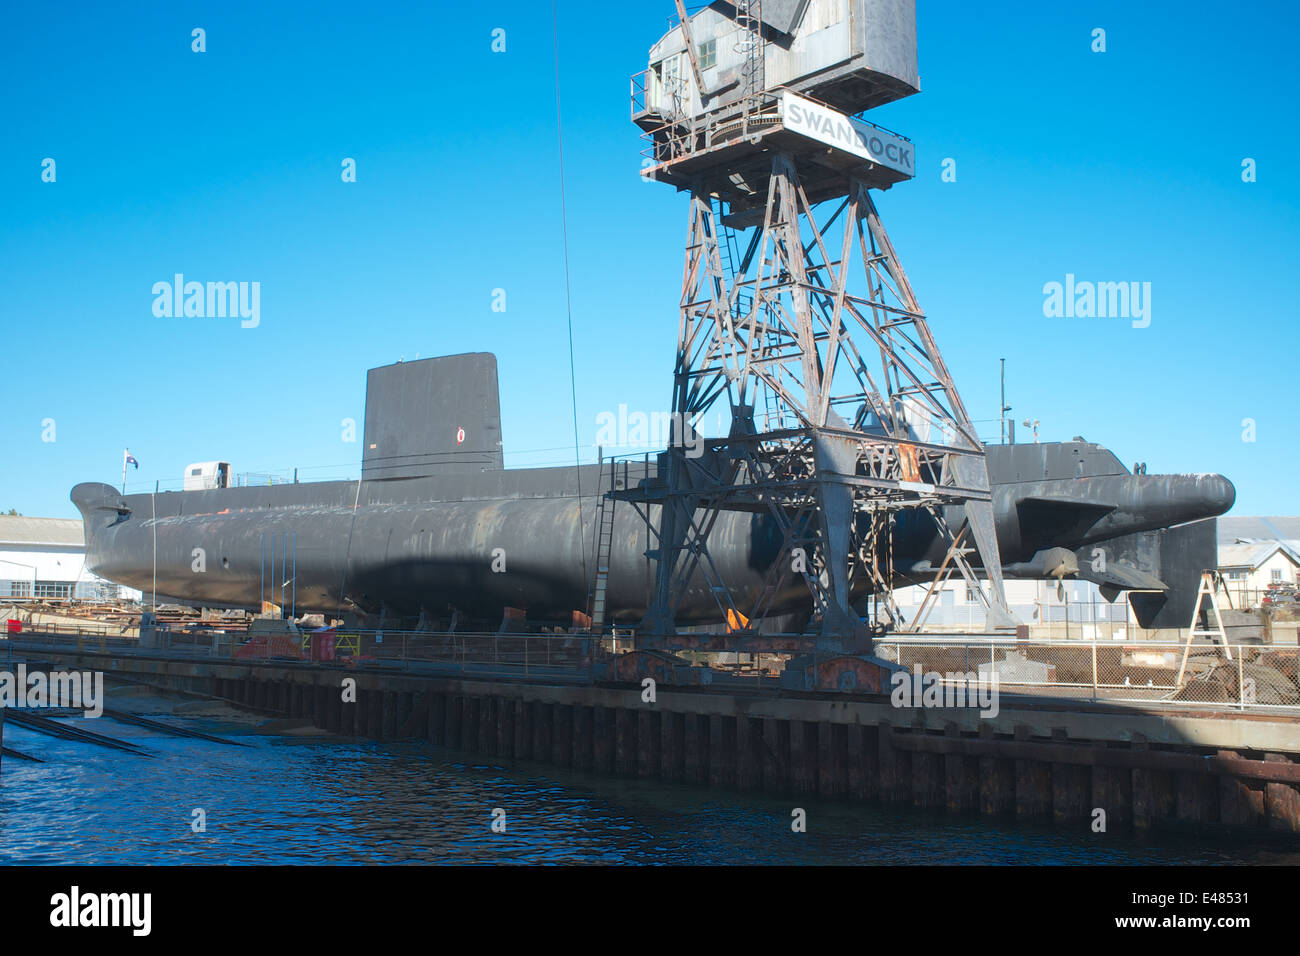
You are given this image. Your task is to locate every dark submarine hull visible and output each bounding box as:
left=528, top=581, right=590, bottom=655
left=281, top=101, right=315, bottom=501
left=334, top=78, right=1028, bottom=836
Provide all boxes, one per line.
left=71, top=463, right=749, bottom=624
left=70, top=449, right=1235, bottom=629
left=70, top=355, right=1236, bottom=630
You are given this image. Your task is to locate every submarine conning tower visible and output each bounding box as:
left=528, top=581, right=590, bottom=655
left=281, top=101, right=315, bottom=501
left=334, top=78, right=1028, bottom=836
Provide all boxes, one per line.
left=360, top=353, right=505, bottom=480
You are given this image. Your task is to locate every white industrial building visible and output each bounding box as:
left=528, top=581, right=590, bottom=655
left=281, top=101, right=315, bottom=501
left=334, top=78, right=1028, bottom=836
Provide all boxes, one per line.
left=0, top=515, right=140, bottom=602
left=892, top=578, right=1130, bottom=638
left=1216, top=516, right=1300, bottom=607
left=891, top=515, right=1300, bottom=635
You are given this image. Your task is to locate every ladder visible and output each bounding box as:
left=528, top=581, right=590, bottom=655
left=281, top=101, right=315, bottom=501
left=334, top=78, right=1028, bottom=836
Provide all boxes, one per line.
left=714, top=198, right=782, bottom=429
left=714, top=198, right=749, bottom=308
left=589, top=463, right=618, bottom=628
left=1174, top=570, right=1235, bottom=688
left=759, top=323, right=787, bottom=430
left=734, top=0, right=764, bottom=112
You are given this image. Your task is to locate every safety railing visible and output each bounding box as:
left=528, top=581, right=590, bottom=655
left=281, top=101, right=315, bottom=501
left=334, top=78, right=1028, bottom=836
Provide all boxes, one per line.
left=7, top=626, right=597, bottom=684
left=631, top=69, right=650, bottom=119
left=10, top=627, right=1298, bottom=710
left=874, top=637, right=1300, bottom=710
left=1, top=622, right=138, bottom=644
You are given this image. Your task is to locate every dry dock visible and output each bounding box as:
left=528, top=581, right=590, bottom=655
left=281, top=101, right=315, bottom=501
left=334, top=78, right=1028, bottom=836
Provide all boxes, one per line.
left=4, top=630, right=1298, bottom=836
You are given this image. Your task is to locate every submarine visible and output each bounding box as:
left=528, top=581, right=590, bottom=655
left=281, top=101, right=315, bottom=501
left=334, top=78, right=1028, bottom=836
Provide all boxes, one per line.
left=71, top=353, right=1235, bottom=631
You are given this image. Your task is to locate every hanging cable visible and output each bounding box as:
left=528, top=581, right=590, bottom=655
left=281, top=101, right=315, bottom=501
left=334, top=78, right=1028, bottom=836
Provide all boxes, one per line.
left=552, top=0, right=590, bottom=604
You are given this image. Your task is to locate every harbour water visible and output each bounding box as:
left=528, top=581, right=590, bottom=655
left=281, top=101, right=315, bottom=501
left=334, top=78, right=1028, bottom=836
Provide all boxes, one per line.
left=2, top=689, right=1297, bottom=865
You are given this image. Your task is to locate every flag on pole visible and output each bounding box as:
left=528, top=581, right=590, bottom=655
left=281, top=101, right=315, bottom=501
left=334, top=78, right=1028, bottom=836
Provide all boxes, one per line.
left=122, top=448, right=139, bottom=494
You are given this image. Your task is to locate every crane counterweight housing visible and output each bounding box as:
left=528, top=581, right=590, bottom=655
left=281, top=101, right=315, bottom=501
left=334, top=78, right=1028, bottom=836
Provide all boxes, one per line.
left=632, top=0, right=922, bottom=207
left=634, top=0, right=919, bottom=128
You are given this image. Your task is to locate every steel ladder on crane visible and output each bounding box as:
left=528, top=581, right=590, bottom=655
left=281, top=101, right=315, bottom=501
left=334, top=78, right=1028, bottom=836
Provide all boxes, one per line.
left=589, top=460, right=618, bottom=629
left=714, top=198, right=787, bottom=431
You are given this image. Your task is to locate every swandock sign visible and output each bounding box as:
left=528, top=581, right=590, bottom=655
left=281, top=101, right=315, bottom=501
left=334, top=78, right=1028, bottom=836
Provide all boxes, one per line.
left=779, top=90, right=914, bottom=179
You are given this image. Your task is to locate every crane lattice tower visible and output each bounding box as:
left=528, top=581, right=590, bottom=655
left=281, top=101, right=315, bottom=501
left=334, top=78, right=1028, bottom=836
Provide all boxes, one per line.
left=627, top=0, right=1012, bottom=648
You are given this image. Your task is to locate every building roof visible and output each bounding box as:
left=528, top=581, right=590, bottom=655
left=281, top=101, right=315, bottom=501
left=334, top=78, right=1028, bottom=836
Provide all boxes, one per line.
left=752, top=0, right=811, bottom=35
left=1217, top=539, right=1300, bottom=570
left=1218, top=516, right=1300, bottom=540
left=0, top=516, right=84, bottom=548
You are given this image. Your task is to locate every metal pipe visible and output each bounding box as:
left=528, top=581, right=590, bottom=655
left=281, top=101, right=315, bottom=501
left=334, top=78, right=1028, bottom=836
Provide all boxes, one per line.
left=1238, top=653, right=1246, bottom=711
left=1000, top=357, right=1005, bottom=445
left=151, top=482, right=158, bottom=612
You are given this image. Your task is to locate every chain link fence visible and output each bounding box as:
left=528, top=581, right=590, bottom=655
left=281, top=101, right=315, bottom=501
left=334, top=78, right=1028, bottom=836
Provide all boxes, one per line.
left=6, top=626, right=595, bottom=683
left=874, top=637, right=1300, bottom=709
left=9, top=625, right=1298, bottom=709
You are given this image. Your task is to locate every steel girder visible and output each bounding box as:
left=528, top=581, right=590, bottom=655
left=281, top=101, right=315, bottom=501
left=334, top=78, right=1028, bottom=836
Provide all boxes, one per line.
left=639, top=153, right=1011, bottom=647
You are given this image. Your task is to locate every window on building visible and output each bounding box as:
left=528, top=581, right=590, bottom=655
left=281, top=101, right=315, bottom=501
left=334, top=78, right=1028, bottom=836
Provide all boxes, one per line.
left=659, top=53, right=685, bottom=104
left=33, top=581, right=73, bottom=600
left=803, top=0, right=845, bottom=31
left=1228, top=570, right=1246, bottom=581
left=697, top=39, right=717, bottom=71
left=965, top=583, right=982, bottom=603
left=1272, top=568, right=1284, bottom=583
left=9, top=581, right=31, bottom=598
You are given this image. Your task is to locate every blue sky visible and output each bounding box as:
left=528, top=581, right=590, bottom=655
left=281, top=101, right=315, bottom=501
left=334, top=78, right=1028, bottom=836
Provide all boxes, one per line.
left=1, top=0, right=1297, bottom=519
